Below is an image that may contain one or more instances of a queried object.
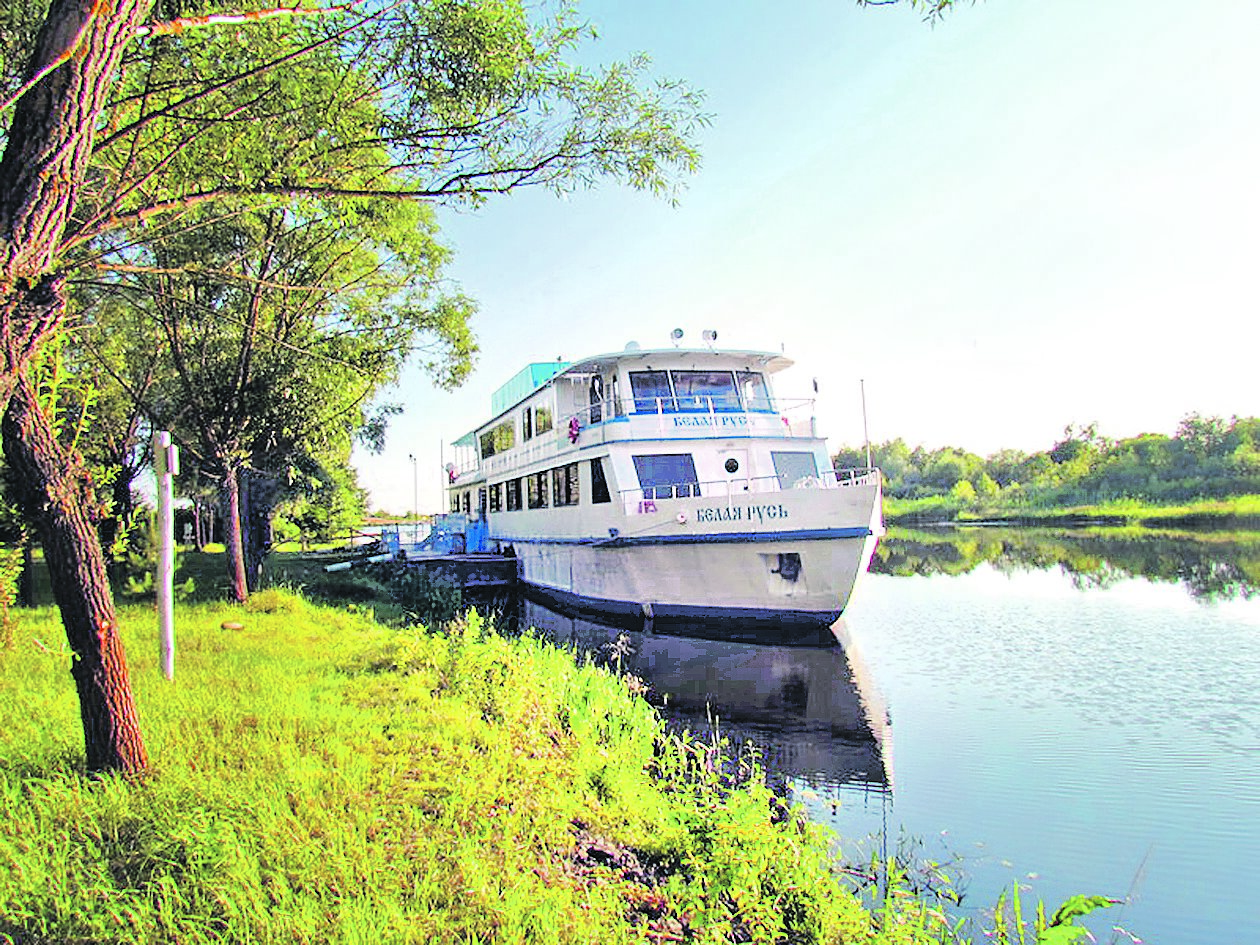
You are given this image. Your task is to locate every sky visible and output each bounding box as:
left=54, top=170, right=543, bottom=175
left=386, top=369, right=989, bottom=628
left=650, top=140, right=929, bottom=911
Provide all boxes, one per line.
left=354, top=0, right=1260, bottom=514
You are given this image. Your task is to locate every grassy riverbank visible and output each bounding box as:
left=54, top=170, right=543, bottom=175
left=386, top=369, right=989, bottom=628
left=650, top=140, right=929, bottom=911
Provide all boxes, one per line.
left=884, top=494, right=1260, bottom=530
left=1, top=592, right=965, bottom=944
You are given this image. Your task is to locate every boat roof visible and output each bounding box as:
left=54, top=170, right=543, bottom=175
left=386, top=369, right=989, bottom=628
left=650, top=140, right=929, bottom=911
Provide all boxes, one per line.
left=563, top=346, right=793, bottom=377
left=454, top=347, right=794, bottom=447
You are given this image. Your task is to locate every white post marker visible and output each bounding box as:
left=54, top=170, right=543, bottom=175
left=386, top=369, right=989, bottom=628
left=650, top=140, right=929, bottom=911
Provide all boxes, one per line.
left=155, top=431, right=179, bottom=680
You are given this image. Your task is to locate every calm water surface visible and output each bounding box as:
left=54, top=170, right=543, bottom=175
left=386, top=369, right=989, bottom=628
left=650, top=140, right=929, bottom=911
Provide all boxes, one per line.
left=520, top=528, right=1260, bottom=943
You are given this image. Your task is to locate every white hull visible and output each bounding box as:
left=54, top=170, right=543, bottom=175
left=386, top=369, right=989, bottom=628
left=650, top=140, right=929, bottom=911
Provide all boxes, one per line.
left=514, top=536, right=874, bottom=622
left=494, top=477, right=882, bottom=624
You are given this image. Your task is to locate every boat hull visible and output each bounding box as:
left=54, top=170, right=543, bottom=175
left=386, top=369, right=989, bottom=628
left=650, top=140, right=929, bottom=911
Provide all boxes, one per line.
left=508, top=529, right=878, bottom=628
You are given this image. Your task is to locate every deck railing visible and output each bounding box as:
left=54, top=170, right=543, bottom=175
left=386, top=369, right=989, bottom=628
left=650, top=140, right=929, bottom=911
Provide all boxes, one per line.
left=452, top=396, right=822, bottom=481
left=618, top=467, right=880, bottom=513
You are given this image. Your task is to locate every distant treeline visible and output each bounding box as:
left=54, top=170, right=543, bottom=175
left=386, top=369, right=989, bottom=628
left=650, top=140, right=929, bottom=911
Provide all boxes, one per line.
left=833, top=414, right=1260, bottom=507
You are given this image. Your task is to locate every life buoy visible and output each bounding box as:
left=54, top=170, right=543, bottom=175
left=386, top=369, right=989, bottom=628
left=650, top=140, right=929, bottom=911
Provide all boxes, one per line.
left=568, top=416, right=581, bottom=443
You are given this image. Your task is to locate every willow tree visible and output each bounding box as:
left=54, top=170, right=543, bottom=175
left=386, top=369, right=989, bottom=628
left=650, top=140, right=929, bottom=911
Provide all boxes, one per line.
left=85, top=197, right=476, bottom=602
left=0, top=0, right=706, bottom=774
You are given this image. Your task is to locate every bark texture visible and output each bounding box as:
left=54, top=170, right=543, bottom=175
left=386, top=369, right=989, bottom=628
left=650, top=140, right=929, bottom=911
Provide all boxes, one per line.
left=223, top=464, right=250, bottom=603
left=2, top=373, right=148, bottom=773
left=0, top=0, right=151, bottom=279
left=0, top=0, right=154, bottom=774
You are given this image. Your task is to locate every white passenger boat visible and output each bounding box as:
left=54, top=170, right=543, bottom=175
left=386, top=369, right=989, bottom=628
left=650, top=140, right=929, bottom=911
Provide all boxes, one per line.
left=446, top=339, right=883, bottom=629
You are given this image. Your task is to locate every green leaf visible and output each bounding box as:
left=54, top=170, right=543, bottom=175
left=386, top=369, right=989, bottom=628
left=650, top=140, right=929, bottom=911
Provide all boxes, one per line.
left=1047, top=894, right=1118, bottom=928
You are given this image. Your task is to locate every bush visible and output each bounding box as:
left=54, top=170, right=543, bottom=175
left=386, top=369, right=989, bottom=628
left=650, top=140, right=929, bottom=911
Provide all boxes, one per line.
left=380, top=565, right=462, bottom=629
left=0, top=546, right=21, bottom=647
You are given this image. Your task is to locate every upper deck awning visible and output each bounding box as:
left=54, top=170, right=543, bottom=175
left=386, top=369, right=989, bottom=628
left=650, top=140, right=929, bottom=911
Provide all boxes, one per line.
left=561, top=347, right=793, bottom=377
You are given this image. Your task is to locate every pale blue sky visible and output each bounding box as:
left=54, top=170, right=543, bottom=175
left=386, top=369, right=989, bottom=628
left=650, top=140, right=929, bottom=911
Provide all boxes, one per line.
left=357, top=0, right=1260, bottom=514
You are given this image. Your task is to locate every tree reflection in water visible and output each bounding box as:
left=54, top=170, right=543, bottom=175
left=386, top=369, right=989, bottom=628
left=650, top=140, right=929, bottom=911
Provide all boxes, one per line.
left=872, top=527, right=1260, bottom=602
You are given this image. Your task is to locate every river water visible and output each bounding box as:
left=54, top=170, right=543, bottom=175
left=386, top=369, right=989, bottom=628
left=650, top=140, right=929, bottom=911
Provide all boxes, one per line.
left=513, top=527, right=1260, bottom=943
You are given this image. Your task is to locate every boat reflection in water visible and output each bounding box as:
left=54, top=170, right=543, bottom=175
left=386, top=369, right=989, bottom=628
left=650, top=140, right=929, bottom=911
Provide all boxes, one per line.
left=515, top=592, right=892, bottom=796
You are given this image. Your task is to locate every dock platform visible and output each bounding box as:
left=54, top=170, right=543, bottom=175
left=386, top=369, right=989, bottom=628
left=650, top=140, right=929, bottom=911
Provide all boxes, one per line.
left=395, top=552, right=518, bottom=589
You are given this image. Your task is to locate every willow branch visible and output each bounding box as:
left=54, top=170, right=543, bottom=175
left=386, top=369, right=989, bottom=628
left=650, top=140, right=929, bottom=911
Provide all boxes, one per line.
left=72, top=152, right=580, bottom=240
left=133, top=0, right=369, bottom=37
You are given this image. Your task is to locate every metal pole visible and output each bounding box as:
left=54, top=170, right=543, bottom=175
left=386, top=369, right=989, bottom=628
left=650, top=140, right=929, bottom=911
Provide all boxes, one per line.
left=155, top=431, right=178, bottom=680
left=408, top=453, right=418, bottom=544
left=860, top=379, right=872, bottom=470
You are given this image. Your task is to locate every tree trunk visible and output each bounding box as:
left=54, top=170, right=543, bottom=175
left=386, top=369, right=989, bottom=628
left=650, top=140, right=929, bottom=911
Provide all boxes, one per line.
left=2, top=371, right=148, bottom=774
left=223, top=465, right=250, bottom=603
left=192, top=500, right=204, bottom=552
left=0, top=0, right=151, bottom=266
left=243, top=470, right=278, bottom=593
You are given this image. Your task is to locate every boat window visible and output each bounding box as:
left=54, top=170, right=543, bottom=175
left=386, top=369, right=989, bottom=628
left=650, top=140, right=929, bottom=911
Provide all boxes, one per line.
left=630, top=371, right=672, bottom=412
left=632, top=454, right=700, bottom=500
left=670, top=370, right=739, bottom=412
left=737, top=371, right=773, bottom=412
left=506, top=478, right=522, bottom=511
left=591, top=458, right=611, bottom=504
left=527, top=471, right=550, bottom=509
left=551, top=463, right=580, bottom=507
left=450, top=493, right=460, bottom=513
left=589, top=375, right=604, bottom=425
left=535, top=405, right=553, bottom=435
left=772, top=451, right=819, bottom=489
left=488, top=483, right=502, bottom=512
left=479, top=420, right=515, bottom=458
left=478, top=487, right=487, bottom=513
left=522, top=407, right=533, bottom=441
left=461, top=492, right=471, bottom=514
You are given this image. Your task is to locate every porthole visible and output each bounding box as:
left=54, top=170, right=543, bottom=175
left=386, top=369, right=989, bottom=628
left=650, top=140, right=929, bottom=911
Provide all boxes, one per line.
left=724, top=458, right=740, bottom=474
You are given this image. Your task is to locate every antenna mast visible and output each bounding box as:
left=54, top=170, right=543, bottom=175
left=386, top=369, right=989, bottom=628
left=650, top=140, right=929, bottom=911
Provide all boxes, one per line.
left=860, top=379, right=872, bottom=469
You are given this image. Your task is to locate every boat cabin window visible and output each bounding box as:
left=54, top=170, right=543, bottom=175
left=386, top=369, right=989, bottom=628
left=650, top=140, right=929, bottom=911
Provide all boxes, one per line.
left=488, top=483, right=502, bottom=512
left=479, top=420, right=515, bottom=459
left=633, top=454, right=700, bottom=499
left=551, top=463, right=580, bottom=506
left=591, top=458, right=612, bottom=504
left=461, top=492, right=471, bottom=514
left=772, top=451, right=819, bottom=489
left=671, top=370, right=739, bottom=412
left=527, top=471, right=550, bottom=509
left=630, top=371, right=672, bottom=412
left=737, top=371, right=772, bottom=412
left=506, top=478, right=522, bottom=511
left=478, top=488, right=487, bottom=514
left=450, top=493, right=460, bottom=513
left=588, top=375, right=604, bottom=424
left=535, top=405, right=553, bottom=435
left=522, top=408, right=533, bottom=441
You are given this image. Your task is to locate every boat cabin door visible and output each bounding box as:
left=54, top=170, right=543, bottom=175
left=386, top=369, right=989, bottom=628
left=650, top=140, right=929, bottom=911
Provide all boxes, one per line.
left=718, top=448, right=750, bottom=495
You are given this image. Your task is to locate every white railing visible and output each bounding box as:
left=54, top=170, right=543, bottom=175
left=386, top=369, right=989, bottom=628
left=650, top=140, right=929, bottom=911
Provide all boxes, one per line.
left=618, top=467, right=879, bottom=512
left=451, top=396, right=828, bottom=482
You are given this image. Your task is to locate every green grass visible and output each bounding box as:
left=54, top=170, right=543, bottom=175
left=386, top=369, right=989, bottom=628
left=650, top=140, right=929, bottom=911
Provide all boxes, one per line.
left=0, top=595, right=966, bottom=945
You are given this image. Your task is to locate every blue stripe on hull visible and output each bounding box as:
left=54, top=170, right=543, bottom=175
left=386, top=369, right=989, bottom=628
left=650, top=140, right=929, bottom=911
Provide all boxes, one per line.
left=498, top=526, right=872, bottom=547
